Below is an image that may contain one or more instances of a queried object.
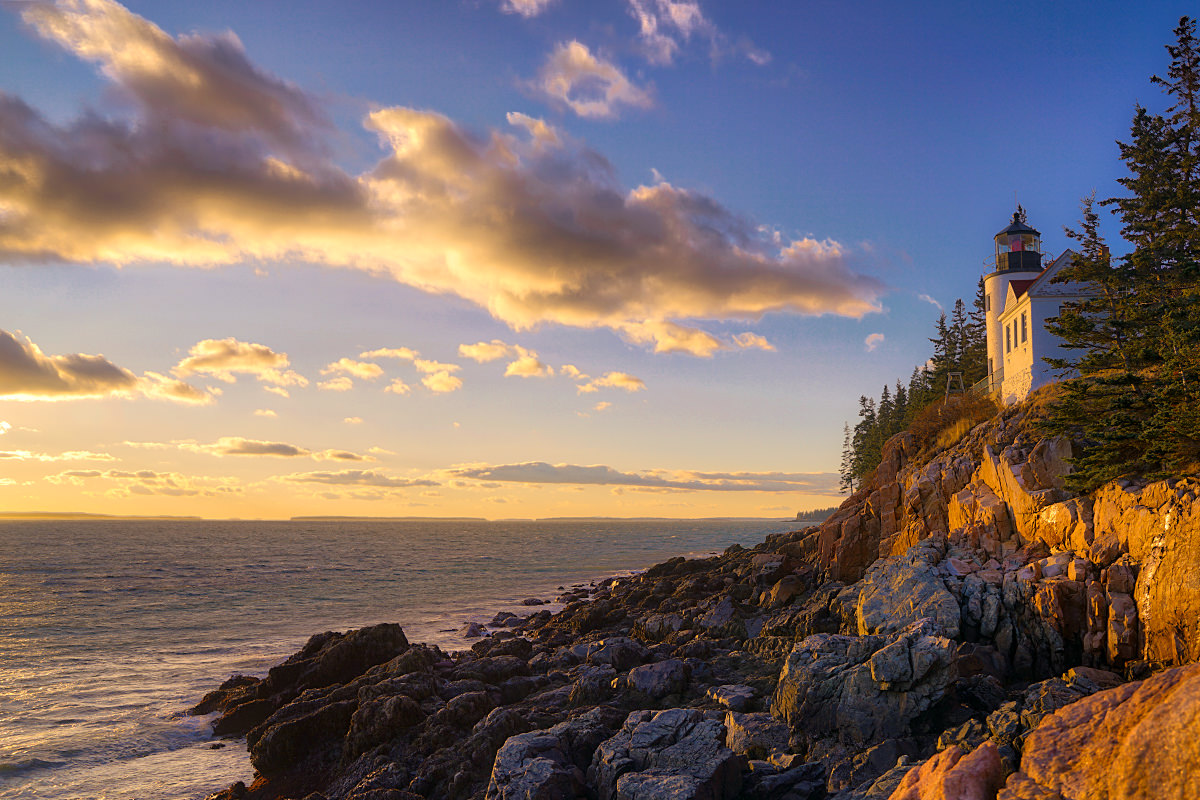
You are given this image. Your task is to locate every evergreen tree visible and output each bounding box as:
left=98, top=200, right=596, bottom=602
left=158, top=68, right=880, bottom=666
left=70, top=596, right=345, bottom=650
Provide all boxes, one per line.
left=839, top=422, right=856, bottom=493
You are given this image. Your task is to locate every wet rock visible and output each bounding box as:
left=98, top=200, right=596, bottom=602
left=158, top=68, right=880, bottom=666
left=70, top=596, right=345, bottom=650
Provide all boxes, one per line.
left=250, top=698, right=358, bottom=776
left=583, top=637, right=651, bottom=672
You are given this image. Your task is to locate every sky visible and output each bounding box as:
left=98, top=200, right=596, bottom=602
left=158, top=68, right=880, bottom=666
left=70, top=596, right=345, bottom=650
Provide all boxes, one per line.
left=0, top=0, right=1192, bottom=520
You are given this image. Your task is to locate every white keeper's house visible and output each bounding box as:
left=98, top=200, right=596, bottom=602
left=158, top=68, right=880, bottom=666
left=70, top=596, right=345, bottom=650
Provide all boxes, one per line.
left=981, top=208, right=1095, bottom=406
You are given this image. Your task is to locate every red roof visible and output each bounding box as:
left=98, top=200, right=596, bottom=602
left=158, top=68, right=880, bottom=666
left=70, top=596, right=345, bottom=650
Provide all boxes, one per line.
left=1009, top=279, right=1037, bottom=298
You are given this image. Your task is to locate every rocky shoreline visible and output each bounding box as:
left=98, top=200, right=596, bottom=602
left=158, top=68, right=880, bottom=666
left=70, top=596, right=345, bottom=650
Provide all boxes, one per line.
left=197, top=396, right=1200, bottom=800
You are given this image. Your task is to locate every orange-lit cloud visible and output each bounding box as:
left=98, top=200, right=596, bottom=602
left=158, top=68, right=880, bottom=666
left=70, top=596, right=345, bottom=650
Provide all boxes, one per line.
left=384, top=379, right=412, bottom=395
left=534, top=40, right=653, bottom=119
left=321, top=358, right=383, bottom=380
left=2, top=1, right=884, bottom=356
left=178, top=436, right=368, bottom=461
left=450, top=461, right=841, bottom=493
left=460, top=340, right=552, bottom=378
left=576, top=371, right=645, bottom=394
left=360, top=347, right=420, bottom=361
left=732, top=332, right=775, bottom=351
left=864, top=332, right=885, bottom=352
left=47, top=467, right=242, bottom=497
left=173, top=338, right=307, bottom=387
left=0, top=449, right=115, bottom=462
left=317, top=377, right=354, bottom=392
left=421, top=371, right=463, bottom=393
left=280, top=469, right=438, bottom=488
left=0, top=329, right=210, bottom=403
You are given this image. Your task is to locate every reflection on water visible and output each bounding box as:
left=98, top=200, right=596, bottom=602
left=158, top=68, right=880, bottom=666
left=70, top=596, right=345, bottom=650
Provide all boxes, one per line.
left=0, top=517, right=798, bottom=799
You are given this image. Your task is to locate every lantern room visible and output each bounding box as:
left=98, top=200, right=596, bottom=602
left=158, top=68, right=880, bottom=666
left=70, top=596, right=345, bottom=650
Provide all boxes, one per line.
left=994, top=206, right=1042, bottom=272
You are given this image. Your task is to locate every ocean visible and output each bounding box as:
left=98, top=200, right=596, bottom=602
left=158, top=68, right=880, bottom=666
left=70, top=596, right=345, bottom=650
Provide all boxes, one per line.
left=0, top=517, right=801, bottom=800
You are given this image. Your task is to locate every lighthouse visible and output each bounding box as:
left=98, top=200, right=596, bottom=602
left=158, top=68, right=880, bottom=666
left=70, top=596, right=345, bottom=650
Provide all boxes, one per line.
left=983, top=207, right=1043, bottom=393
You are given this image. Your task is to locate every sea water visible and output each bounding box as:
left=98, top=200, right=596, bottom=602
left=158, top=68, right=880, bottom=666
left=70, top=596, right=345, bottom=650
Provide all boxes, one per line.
left=0, top=517, right=800, bottom=800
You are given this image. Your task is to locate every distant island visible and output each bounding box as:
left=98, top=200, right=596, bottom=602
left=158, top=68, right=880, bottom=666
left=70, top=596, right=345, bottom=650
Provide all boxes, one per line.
left=794, top=506, right=838, bottom=524
left=0, top=511, right=202, bottom=520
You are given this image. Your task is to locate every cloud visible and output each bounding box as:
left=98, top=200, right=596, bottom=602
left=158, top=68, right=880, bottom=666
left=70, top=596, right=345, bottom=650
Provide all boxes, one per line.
left=732, top=332, right=775, bottom=351
left=534, top=40, right=653, bottom=119
left=280, top=469, right=439, bottom=488
left=0, top=449, right=115, bottom=461
left=185, top=436, right=310, bottom=457
left=46, top=466, right=241, bottom=497
left=321, top=358, right=383, bottom=380
left=173, top=338, right=307, bottom=387
left=254, top=408, right=277, bottom=417
left=343, top=416, right=362, bottom=424
left=499, top=0, right=556, bottom=17
left=360, top=347, right=419, bottom=361
left=0, top=329, right=208, bottom=403
left=864, top=333, right=885, bottom=352
left=384, top=379, right=412, bottom=395
left=422, top=371, right=463, bottom=393
left=505, top=354, right=553, bottom=378
left=413, top=359, right=460, bottom=374
left=623, top=320, right=725, bottom=356
left=918, top=293, right=944, bottom=311
left=0, top=422, right=10, bottom=435
left=594, top=401, right=612, bottom=412
left=460, top=340, right=551, bottom=377
left=458, top=340, right=515, bottom=363
left=450, top=462, right=842, bottom=493
left=1, top=1, right=882, bottom=357
left=625, top=0, right=768, bottom=66
left=19, top=0, right=328, bottom=157
left=561, top=364, right=587, bottom=380
left=576, top=371, right=645, bottom=394
left=264, top=386, right=291, bottom=398
left=317, top=376, right=354, bottom=392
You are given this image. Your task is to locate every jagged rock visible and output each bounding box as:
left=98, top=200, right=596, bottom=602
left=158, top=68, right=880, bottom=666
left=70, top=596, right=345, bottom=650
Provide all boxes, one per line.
left=344, top=693, right=424, bottom=758
left=1001, top=663, right=1200, bottom=800
left=569, top=665, right=618, bottom=707
left=250, top=698, right=358, bottom=776
left=589, top=708, right=742, bottom=800
left=617, top=659, right=690, bottom=699
left=855, top=558, right=960, bottom=638
left=771, top=620, right=956, bottom=750
left=486, top=708, right=617, bottom=800
left=889, top=742, right=1004, bottom=800
left=582, top=637, right=651, bottom=672
left=636, top=613, right=686, bottom=642
left=741, top=760, right=824, bottom=800
left=723, top=712, right=789, bottom=760
left=706, top=684, right=755, bottom=712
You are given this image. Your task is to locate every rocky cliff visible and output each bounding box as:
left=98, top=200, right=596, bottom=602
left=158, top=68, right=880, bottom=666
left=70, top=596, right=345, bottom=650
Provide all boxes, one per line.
left=198, top=394, right=1200, bottom=800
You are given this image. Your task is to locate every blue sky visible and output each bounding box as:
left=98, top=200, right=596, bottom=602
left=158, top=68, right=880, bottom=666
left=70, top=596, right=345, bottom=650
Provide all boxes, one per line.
left=0, top=1, right=1191, bottom=518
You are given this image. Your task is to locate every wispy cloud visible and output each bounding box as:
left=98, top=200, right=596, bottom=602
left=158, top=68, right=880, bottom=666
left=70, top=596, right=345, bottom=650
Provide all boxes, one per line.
left=864, top=332, right=885, bottom=352
left=321, top=358, right=383, bottom=380
left=918, top=293, right=943, bottom=311
left=450, top=461, right=841, bottom=493
left=534, top=40, right=653, bottom=119
left=625, top=0, right=768, bottom=66
left=498, top=0, right=556, bottom=17
left=178, top=436, right=368, bottom=460
left=0, top=449, right=115, bottom=462
left=0, top=1, right=883, bottom=357
left=280, top=469, right=439, bottom=488
left=47, top=467, right=242, bottom=497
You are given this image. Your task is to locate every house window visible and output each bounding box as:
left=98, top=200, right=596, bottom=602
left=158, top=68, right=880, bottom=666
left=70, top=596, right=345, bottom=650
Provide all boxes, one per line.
left=1005, top=325, right=1011, bottom=353
left=986, top=295, right=991, bottom=312
left=1021, top=313, right=1028, bottom=343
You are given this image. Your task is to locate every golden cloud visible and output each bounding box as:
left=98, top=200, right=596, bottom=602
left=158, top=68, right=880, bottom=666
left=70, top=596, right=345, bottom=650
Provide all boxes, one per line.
left=321, top=358, right=383, bottom=380
left=450, top=461, right=842, bottom=493
left=173, top=338, right=307, bottom=387
left=0, top=329, right=210, bottom=403
left=3, top=0, right=884, bottom=357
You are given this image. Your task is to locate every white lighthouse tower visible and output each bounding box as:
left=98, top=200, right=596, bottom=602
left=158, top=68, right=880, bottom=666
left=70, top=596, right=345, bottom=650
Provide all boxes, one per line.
left=983, top=207, right=1043, bottom=393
